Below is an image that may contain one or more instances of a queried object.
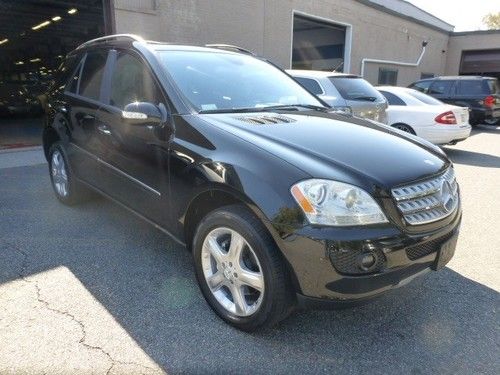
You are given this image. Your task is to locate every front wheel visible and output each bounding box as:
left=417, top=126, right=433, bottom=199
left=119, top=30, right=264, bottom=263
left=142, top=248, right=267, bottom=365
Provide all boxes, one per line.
left=192, top=205, right=293, bottom=331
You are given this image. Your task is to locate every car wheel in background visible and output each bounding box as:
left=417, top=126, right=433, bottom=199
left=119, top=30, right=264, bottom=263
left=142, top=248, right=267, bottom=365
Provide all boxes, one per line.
left=48, top=142, right=93, bottom=205
left=391, top=123, right=416, bottom=135
left=193, top=204, right=293, bottom=331
left=484, top=118, right=499, bottom=126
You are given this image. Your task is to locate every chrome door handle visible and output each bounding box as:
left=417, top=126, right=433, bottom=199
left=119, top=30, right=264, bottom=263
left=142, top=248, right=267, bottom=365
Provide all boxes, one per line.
left=97, top=124, right=111, bottom=135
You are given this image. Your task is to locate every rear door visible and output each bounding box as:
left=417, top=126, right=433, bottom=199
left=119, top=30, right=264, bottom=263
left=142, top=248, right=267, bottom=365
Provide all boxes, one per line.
left=455, top=79, right=500, bottom=119
left=64, top=50, right=109, bottom=187
left=96, top=49, right=171, bottom=225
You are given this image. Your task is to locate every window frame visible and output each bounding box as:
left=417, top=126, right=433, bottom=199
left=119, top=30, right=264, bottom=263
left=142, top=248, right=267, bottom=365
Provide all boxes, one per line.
left=379, top=90, right=406, bottom=106
left=294, top=76, right=325, bottom=95
left=428, top=80, right=455, bottom=96
left=103, top=48, right=171, bottom=113
left=63, top=49, right=111, bottom=106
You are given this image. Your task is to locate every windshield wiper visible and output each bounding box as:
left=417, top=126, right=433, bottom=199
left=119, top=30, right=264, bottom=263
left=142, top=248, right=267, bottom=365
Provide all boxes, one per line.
left=198, top=107, right=262, bottom=114
left=258, top=104, right=329, bottom=112
left=198, top=104, right=329, bottom=114
left=350, top=96, right=377, bottom=102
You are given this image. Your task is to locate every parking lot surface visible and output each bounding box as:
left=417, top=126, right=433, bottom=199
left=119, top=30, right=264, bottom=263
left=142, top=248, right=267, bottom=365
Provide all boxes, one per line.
left=0, top=126, right=499, bottom=374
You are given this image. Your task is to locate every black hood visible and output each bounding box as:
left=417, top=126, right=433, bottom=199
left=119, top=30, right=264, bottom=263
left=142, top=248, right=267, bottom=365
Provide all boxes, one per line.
left=201, top=111, right=448, bottom=191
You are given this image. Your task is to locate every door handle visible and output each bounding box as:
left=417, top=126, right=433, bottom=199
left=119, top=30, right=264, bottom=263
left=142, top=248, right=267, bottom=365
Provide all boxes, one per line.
left=97, top=124, right=111, bottom=136
left=82, top=114, right=95, bottom=120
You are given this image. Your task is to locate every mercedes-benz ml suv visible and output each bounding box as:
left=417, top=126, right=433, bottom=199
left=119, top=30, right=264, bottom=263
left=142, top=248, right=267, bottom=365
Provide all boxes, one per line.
left=43, top=35, right=461, bottom=331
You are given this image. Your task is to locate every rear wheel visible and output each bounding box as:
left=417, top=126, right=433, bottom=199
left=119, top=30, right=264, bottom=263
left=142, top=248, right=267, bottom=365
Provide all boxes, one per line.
left=392, top=123, right=416, bottom=135
left=193, top=205, right=293, bottom=331
left=484, top=118, right=499, bottom=126
left=48, top=142, right=93, bottom=205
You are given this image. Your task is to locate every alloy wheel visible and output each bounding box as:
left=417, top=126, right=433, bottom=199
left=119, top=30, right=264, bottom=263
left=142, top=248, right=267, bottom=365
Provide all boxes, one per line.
left=201, top=227, right=265, bottom=317
left=51, top=150, right=69, bottom=197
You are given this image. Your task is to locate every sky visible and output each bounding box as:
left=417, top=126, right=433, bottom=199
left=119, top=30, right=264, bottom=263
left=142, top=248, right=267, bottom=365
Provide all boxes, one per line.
left=407, top=0, right=500, bottom=31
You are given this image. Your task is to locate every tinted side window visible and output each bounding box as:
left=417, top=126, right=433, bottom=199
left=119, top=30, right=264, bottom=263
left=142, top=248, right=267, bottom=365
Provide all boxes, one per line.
left=428, top=80, right=453, bottom=95
left=110, top=52, right=162, bottom=109
left=66, top=60, right=83, bottom=94
left=410, top=80, right=432, bottom=93
left=294, top=77, right=323, bottom=95
left=79, top=51, right=108, bottom=100
left=379, top=91, right=406, bottom=106
left=457, top=80, right=488, bottom=96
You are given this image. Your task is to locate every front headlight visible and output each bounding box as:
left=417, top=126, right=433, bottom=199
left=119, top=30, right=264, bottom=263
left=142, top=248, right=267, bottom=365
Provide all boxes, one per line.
left=291, top=179, right=388, bottom=226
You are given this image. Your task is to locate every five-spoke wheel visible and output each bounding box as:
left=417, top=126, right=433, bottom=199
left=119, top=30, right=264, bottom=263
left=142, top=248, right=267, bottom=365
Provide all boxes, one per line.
left=201, top=227, right=264, bottom=317
left=193, top=205, right=292, bottom=331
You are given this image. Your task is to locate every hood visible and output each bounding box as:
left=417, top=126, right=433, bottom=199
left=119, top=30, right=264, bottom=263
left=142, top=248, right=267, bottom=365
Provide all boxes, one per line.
left=200, top=111, right=448, bottom=191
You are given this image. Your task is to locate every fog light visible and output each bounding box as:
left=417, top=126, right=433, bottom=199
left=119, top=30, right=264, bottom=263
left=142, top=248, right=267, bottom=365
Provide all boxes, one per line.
left=358, top=252, right=377, bottom=271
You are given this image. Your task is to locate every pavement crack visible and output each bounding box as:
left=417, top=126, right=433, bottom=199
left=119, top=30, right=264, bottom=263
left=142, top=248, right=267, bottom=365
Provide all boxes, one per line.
left=7, top=241, right=158, bottom=375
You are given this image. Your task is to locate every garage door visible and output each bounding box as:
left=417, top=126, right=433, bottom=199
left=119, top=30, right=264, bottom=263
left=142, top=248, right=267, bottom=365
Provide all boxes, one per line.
left=460, top=49, right=500, bottom=75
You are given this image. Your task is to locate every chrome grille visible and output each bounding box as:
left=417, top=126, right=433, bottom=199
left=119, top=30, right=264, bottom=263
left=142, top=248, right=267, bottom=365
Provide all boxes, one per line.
left=392, top=168, right=459, bottom=225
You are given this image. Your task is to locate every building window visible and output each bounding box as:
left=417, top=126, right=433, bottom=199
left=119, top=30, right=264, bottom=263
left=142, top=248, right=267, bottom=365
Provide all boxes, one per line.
left=292, top=15, right=346, bottom=71
left=421, top=73, right=435, bottom=79
left=378, top=68, right=398, bottom=85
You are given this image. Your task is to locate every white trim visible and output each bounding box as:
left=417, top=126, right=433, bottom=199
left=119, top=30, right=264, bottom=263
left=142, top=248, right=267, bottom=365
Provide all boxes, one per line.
left=290, top=10, right=352, bottom=73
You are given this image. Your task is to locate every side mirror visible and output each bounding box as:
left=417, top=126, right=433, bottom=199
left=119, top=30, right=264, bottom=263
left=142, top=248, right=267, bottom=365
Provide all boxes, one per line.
left=122, top=102, right=164, bottom=125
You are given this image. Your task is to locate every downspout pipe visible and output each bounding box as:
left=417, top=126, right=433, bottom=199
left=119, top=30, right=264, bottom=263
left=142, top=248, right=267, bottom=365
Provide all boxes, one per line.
left=360, top=41, right=428, bottom=77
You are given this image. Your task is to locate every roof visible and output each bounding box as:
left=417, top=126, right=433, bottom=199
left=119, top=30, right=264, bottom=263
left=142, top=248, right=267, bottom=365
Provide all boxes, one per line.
left=286, top=70, right=358, bottom=78
left=451, top=29, right=500, bottom=37
left=430, top=76, right=496, bottom=80
left=356, top=0, right=454, bottom=33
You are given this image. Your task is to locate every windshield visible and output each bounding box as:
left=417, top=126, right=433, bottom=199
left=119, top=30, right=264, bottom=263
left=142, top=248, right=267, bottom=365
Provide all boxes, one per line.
left=329, top=77, right=385, bottom=102
left=405, top=89, right=443, bottom=105
left=158, top=50, right=323, bottom=112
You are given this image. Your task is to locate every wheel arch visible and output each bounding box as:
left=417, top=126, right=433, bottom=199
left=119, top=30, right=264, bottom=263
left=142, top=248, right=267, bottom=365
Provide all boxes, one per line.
left=42, top=126, right=61, bottom=161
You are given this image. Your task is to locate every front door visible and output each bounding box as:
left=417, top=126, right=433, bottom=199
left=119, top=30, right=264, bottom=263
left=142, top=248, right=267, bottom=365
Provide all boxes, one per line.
left=96, top=50, right=171, bottom=226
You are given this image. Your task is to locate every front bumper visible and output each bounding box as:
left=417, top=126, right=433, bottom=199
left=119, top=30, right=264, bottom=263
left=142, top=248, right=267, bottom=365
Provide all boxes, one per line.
left=277, top=207, right=461, bottom=302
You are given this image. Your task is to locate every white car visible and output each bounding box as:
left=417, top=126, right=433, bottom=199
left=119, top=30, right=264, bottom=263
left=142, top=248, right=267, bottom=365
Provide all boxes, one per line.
left=377, top=86, right=471, bottom=145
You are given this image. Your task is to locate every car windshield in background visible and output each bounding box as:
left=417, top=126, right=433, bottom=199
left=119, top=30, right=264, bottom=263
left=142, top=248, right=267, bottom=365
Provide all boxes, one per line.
left=406, top=90, right=443, bottom=105
left=329, top=77, right=385, bottom=102
left=158, top=51, right=323, bottom=112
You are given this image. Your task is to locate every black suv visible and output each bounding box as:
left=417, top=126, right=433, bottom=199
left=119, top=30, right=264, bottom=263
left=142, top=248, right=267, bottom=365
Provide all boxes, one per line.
left=43, top=35, right=461, bottom=331
left=409, top=76, right=500, bottom=125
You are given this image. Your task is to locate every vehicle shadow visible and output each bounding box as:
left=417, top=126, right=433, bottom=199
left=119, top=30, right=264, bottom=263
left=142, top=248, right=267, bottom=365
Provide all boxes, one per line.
left=443, top=147, right=500, bottom=168
left=1, top=164, right=499, bottom=374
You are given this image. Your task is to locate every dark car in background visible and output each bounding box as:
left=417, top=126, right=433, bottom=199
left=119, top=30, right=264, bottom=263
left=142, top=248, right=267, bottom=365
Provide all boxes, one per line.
left=409, top=76, right=500, bottom=125
left=0, top=81, right=43, bottom=116
left=43, top=35, right=461, bottom=331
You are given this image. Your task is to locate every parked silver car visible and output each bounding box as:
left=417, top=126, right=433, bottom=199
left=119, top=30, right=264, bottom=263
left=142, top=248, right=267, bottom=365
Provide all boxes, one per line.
left=287, top=70, right=388, bottom=123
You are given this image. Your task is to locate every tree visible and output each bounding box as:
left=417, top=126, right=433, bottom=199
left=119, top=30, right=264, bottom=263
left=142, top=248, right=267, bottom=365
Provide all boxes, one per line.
left=482, top=12, right=500, bottom=29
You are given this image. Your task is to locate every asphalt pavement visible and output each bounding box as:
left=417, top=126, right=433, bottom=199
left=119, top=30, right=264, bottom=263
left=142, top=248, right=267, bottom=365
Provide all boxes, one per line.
left=0, top=125, right=499, bottom=374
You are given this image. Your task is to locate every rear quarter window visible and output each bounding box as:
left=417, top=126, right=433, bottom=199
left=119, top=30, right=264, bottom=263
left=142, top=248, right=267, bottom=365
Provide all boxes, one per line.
left=486, top=79, right=499, bottom=94
left=457, top=80, right=490, bottom=96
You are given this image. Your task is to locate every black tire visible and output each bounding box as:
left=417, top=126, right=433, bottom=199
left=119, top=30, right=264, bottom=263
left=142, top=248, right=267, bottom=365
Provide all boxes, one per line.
left=192, top=204, right=294, bottom=331
left=48, top=142, right=93, bottom=205
left=483, top=118, right=499, bottom=126
left=391, top=123, right=416, bottom=135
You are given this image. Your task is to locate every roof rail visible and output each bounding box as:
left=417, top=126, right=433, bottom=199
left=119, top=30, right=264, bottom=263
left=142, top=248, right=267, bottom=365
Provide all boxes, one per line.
left=76, top=34, right=145, bottom=50
left=205, top=44, right=254, bottom=55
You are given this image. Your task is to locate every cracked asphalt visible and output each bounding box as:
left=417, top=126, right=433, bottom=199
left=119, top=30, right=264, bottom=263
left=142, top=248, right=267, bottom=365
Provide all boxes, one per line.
left=0, top=125, right=499, bottom=374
